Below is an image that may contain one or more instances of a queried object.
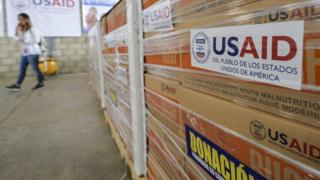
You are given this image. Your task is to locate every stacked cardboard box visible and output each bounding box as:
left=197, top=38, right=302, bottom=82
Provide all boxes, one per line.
left=86, top=25, right=101, bottom=98
left=144, top=1, right=320, bottom=127
left=143, top=0, right=320, bottom=179
left=145, top=74, right=320, bottom=179
left=100, top=0, right=134, bottom=160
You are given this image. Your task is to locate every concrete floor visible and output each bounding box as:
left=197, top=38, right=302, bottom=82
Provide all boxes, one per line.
left=0, top=74, right=130, bottom=180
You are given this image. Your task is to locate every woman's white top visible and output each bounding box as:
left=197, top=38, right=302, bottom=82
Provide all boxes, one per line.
left=15, top=27, right=41, bottom=56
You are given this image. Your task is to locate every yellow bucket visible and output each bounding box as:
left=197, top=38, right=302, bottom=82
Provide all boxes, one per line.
left=39, top=58, right=59, bottom=75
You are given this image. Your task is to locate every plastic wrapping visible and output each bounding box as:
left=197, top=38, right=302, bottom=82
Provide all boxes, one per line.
left=101, top=9, right=134, bottom=159
left=87, top=25, right=103, bottom=98
left=145, top=64, right=320, bottom=128
left=143, top=0, right=320, bottom=33
left=105, top=93, right=133, bottom=158
left=145, top=87, right=320, bottom=179
left=103, top=24, right=128, bottom=48
left=145, top=1, right=320, bottom=54
left=144, top=0, right=320, bottom=58
left=101, top=0, right=127, bottom=34
left=143, top=0, right=259, bottom=30
left=102, top=1, right=147, bottom=174
left=103, top=76, right=133, bottom=159
left=145, top=74, right=320, bottom=171
left=170, top=0, right=259, bottom=24
left=143, top=1, right=320, bottom=128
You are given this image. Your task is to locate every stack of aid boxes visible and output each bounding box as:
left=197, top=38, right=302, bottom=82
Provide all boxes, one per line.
left=143, top=0, right=320, bottom=179
left=101, top=0, right=134, bottom=159
left=87, top=24, right=102, bottom=97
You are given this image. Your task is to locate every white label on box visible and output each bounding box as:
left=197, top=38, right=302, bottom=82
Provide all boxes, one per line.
left=104, top=24, right=128, bottom=47
left=191, top=21, right=304, bottom=90
left=143, top=0, right=173, bottom=32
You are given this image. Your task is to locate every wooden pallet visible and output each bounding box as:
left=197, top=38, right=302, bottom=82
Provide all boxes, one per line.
left=104, top=111, right=146, bottom=180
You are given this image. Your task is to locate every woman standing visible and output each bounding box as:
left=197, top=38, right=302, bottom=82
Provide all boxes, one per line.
left=6, top=13, right=44, bottom=91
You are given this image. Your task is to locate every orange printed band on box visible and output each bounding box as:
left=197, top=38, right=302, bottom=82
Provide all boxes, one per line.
left=114, top=0, right=127, bottom=28
left=145, top=86, right=320, bottom=177
left=146, top=92, right=320, bottom=179
left=144, top=31, right=320, bottom=128
left=304, top=33, right=320, bottom=86
left=145, top=74, right=186, bottom=138
left=180, top=87, right=320, bottom=170
left=145, top=74, right=181, bottom=122
left=145, top=89, right=183, bottom=137
left=103, top=47, right=128, bottom=54
left=101, top=0, right=127, bottom=34
left=182, top=110, right=319, bottom=180
left=147, top=152, right=171, bottom=180
left=147, top=127, right=187, bottom=179
left=142, top=0, right=159, bottom=10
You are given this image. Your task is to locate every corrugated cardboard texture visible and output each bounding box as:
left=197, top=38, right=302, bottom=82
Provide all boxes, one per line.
left=146, top=88, right=320, bottom=179
left=180, top=87, right=320, bottom=171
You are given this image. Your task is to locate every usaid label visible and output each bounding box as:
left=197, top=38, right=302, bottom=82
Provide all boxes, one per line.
left=249, top=120, right=320, bottom=164
left=143, top=0, right=173, bottom=32
left=191, top=21, right=304, bottom=90
left=6, top=0, right=81, bottom=37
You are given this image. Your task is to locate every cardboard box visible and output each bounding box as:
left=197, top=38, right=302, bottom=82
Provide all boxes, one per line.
left=145, top=30, right=320, bottom=85
left=114, top=0, right=127, bottom=28
left=145, top=74, right=184, bottom=138
left=147, top=111, right=212, bottom=179
left=144, top=64, right=183, bottom=82
left=180, top=87, right=320, bottom=171
left=142, top=0, right=159, bottom=10
left=104, top=79, right=133, bottom=159
left=184, top=154, right=212, bottom=180
left=104, top=100, right=133, bottom=157
left=172, top=0, right=258, bottom=25
left=106, top=10, right=116, bottom=33
left=146, top=87, right=320, bottom=179
left=144, top=32, right=320, bottom=128
left=100, top=17, right=107, bottom=36
left=103, top=0, right=128, bottom=33
left=148, top=105, right=184, bottom=139
left=182, top=109, right=320, bottom=180
left=182, top=71, right=320, bottom=128
left=174, top=0, right=319, bottom=32
left=148, top=151, right=171, bottom=180
left=143, top=0, right=320, bottom=39
left=147, top=112, right=185, bottom=153
left=148, top=128, right=185, bottom=179
left=103, top=47, right=128, bottom=55
left=144, top=1, right=320, bottom=86
left=142, top=0, right=259, bottom=38
left=145, top=74, right=181, bottom=100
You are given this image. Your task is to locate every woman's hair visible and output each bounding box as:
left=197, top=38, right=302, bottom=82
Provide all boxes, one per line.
left=18, top=13, right=30, bottom=20
left=89, top=7, right=97, bottom=14
left=18, top=13, right=32, bottom=31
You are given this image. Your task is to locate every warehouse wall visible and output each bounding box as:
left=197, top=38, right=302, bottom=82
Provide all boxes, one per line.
left=53, top=37, right=88, bottom=75
left=0, top=37, right=88, bottom=78
left=0, top=0, right=88, bottom=79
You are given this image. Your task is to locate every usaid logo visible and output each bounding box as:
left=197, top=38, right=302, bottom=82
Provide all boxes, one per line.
left=12, top=0, right=32, bottom=10
left=192, top=32, right=210, bottom=64
left=144, top=14, right=150, bottom=27
left=249, top=120, right=266, bottom=141
left=12, top=0, right=76, bottom=10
